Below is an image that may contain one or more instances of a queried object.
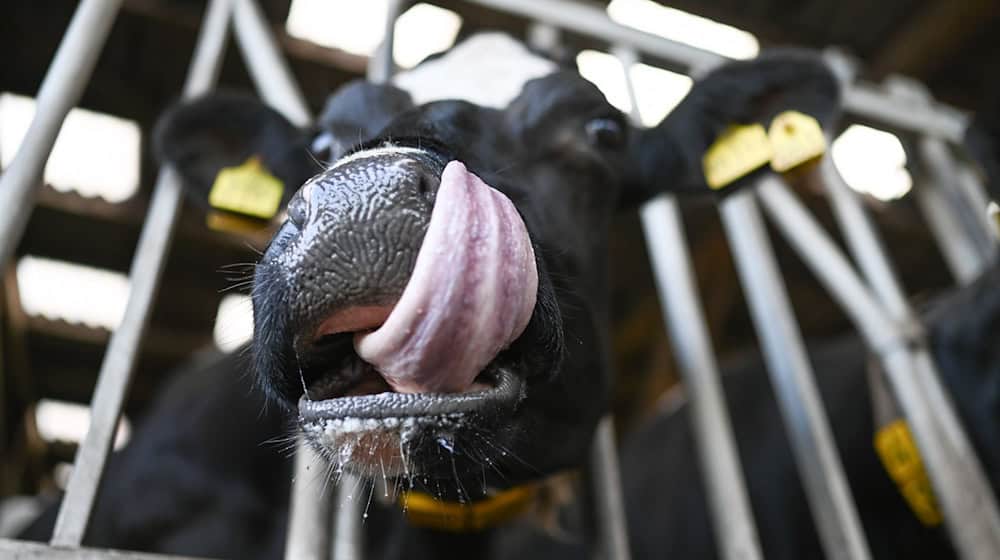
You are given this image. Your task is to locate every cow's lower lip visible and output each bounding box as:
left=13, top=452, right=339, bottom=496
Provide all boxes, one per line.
left=297, top=367, right=522, bottom=421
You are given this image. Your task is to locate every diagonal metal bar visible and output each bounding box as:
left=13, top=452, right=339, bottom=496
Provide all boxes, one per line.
left=50, top=0, right=234, bottom=547
left=719, top=189, right=871, bottom=560
left=231, top=0, right=311, bottom=127
left=0, top=0, right=123, bottom=271
left=807, top=160, right=1000, bottom=559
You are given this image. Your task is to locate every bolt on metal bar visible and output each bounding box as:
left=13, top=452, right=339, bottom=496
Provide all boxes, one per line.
left=589, top=416, right=632, bottom=560
left=0, top=0, right=123, bottom=271
left=719, top=189, right=871, bottom=560
left=231, top=0, right=311, bottom=127
left=285, top=442, right=334, bottom=560
left=49, top=0, right=233, bottom=547
left=614, top=43, right=761, bottom=560
left=757, top=174, right=1000, bottom=558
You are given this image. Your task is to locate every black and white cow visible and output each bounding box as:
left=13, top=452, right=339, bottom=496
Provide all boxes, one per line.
left=22, top=48, right=853, bottom=559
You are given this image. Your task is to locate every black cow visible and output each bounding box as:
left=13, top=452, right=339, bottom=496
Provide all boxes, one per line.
left=22, top=49, right=846, bottom=559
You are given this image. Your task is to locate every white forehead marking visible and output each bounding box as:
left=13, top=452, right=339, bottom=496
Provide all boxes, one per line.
left=393, top=32, right=557, bottom=109
left=329, top=144, right=431, bottom=171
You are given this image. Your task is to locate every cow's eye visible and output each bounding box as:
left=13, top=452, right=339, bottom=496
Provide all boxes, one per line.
left=585, top=117, right=625, bottom=149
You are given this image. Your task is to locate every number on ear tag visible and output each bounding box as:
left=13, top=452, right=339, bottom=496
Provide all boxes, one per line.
left=874, top=419, right=943, bottom=527
left=702, top=124, right=773, bottom=190
left=768, top=111, right=827, bottom=172
left=208, top=156, right=284, bottom=220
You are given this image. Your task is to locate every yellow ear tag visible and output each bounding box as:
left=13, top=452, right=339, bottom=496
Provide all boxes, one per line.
left=768, top=111, right=827, bottom=173
left=988, top=201, right=999, bottom=238
left=874, top=419, right=943, bottom=527
left=702, top=124, right=773, bottom=190
left=208, top=156, right=284, bottom=220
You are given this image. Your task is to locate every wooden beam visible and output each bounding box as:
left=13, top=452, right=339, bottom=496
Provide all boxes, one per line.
left=870, top=0, right=1000, bottom=80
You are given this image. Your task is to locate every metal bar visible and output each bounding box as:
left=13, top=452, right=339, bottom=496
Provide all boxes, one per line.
left=49, top=0, right=233, bottom=547
left=719, top=189, right=871, bottom=560
left=231, top=0, right=311, bottom=127
left=331, top=474, right=365, bottom=560
left=615, top=42, right=761, bottom=560
left=368, top=0, right=404, bottom=84
left=229, top=3, right=349, bottom=558
left=640, top=196, right=764, bottom=560
left=918, top=136, right=995, bottom=266
left=913, top=178, right=983, bottom=284
left=841, top=84, right=968, bottom=144
left=757, top=174, right=1000, bottom=558
left=0, top=0, right=123, bottom=271
left=0, top=538, right=209, bottom=560
left=589, top=416, right=632, bottom=560
left=956, top=166, right=999, bottom=251
left=458, top=0, right=969, bottom=141
left=463, top=0, right=722, bottom=72
left=285, top=442, right=334, bottom=560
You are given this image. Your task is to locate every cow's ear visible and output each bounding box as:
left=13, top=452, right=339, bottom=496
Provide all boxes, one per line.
left=621, top=49, right=841, bottom=207
left=154, top=92, right=315, bottom=214
left=313, top=81, right=415, bottom=161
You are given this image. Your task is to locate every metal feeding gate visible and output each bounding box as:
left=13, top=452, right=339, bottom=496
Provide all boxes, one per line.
left=0, top=0, right=998, bottom=558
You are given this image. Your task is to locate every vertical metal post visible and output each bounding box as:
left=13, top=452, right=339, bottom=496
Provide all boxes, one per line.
left=0, top=0, right=124, bottom=271
left=758, top=170, right=1000, bottom=558
left=231, top=2, right=365, bottom=558
left=641, top=197, right=764, bottom=560
left=589, top=417, right=632, bottom=560
left=615, top=44, right=761, bottom=560
left=956, top=165, right=999, bottom=251
left=918, top=135, right=995, bottom=268
left=913, top=180, right=983, bottom=284
left=331, top=474, right=365, bottom=560
left=368, top=0, right=404, bottom=85
left=719, top=189, right=871, bottom=560
left=50, top=0, right=233, bottom=546
left=285, top=442, right=334, bottom=560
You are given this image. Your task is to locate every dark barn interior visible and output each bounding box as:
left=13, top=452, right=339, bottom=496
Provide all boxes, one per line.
left=1, top=0, right=999, bottom=555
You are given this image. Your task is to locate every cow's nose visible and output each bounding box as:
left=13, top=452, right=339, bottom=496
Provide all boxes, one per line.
left=280, top=149, right=445, bottom=335
left=287, top=150, right=442, bottom=230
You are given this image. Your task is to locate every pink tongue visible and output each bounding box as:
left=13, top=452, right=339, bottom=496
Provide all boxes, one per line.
left=354, top=161, right=538, bottom=394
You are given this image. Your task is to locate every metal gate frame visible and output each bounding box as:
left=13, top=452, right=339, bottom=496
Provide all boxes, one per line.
left=1, top=0, right=998, bottom=558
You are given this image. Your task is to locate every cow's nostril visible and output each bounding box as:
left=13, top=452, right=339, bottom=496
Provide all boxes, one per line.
left=287, top=195, right=307, bottom=227
left=415, top=171, right=441, bottom=200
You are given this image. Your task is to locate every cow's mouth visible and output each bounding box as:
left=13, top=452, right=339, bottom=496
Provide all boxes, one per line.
left=292, top=160, right=537, bottom=477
